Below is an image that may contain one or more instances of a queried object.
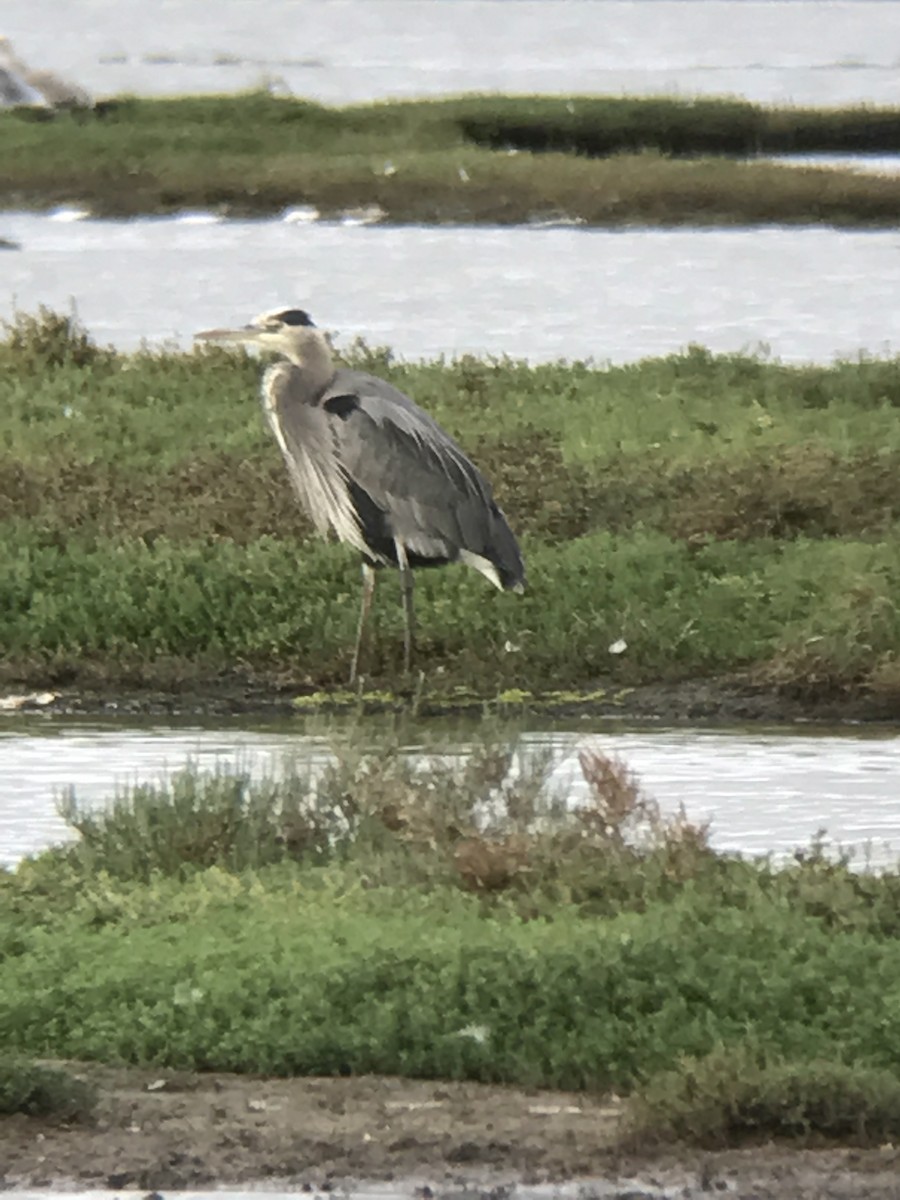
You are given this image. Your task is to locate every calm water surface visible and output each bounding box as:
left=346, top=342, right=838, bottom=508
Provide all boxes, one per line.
left=5, top=215, right=900, bottom=363
left=1, top=718, right=898, bottom=869
left=4, top=1, right=900, bottom=107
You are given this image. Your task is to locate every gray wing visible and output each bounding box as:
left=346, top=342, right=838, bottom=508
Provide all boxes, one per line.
left=320, top=369, right=526, bottom=589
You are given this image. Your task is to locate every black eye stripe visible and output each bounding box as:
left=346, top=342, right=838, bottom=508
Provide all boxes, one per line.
left=275, top=309, right=315, bottom=327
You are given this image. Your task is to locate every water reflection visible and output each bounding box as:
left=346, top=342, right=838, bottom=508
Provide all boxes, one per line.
left=1, top=717, right=898, bottom=869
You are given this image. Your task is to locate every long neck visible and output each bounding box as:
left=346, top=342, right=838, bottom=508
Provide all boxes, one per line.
left=285, top=330, right=334, bottom=396
left=0, top=43, right=27, bottom=75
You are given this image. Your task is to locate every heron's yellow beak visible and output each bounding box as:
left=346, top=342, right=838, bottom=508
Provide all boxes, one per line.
left=194, top=324, right=263, bottom=344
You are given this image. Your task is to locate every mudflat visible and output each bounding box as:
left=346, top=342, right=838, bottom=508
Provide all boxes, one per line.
left=4, top=1063, right=900, bottom=1198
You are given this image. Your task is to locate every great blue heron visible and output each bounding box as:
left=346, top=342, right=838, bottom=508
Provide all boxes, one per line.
left=0, top=37, right=92, bottom=108
left=195, top=309, right=526, bottom=681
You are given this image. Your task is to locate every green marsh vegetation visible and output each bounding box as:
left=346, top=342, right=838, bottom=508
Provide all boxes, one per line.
left=0, top=1057, right=96, bottom=1122
left=1, top=308, right=900, bottom=704
left=4, top=93, right=900, bottom=223
left=5, top=738, right=900, bottom=1144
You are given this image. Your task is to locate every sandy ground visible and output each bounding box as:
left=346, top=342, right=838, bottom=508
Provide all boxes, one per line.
left=4, top=1065, right=900, bottom=1198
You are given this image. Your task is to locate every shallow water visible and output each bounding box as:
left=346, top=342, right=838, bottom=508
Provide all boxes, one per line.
left=4, top=0, right=900, bottom=107
left=770, top=153, right=900, bottom=176
left=5, top=215, right=900, bottom=363
left=1, top=717, right=898, bottom=870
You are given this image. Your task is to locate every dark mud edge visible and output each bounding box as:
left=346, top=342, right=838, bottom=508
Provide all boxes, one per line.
left=5, top=1065, right=900, bottom=1199
left=6, top=674, right=899, bottom=725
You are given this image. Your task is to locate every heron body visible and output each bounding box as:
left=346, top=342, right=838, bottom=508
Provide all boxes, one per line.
left=195, top=309, right=525, bottom=680
left=0, top=37, right=92, bottom=108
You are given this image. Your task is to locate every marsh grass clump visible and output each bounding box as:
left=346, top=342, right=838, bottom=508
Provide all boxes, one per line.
left=458, top=95, right=765, bottom=158
left=57, top=764, right=331, bottom=881
left=475, top=431, right=605, bottom=543
left=0, top=1056, right=96, bottom=1121
left=7, top=806, right=900, bottom=1091
left=2, top=326, right=900, bottom=701
left=459, top=96, right=900, bottom=161
left=0, top=305, right=109, bottom=371
left=7, top=94, right=900, bottom=225
left=657, top=444, right=900, bottom=543
left=10, top=744, right=900, bottom=1111
left=338, top=336, right=396, bottom=375
left=54, top=737, right=563, bottom=886
left=625, top=1043, right=900, bottom=1146
left=52, top=737, right=713, bottom=912
left=516, top=747, right=715, bottom=913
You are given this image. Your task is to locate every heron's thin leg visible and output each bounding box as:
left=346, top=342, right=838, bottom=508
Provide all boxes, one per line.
left=395, top=540, right=416, bottom=674
left=349, top=563, right=377, bottom=685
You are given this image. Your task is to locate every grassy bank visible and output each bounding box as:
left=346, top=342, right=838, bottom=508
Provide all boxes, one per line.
left=1, top=310, right=900, bottom=706
left=5, top=744, right=900, bottom=1145
left=4, top=93, right=900, bottom=224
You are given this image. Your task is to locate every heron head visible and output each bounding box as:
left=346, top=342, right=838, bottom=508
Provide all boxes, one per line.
left=195, top=308, right=320, bottom=360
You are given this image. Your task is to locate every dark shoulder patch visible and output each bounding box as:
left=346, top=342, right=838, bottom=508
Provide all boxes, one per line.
left=324, top=393, right=359, bottom=420
left=277, top=309, right=315, bottom=327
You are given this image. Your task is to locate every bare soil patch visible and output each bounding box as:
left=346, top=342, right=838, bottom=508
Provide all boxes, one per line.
left=3, top=1064, right=900, bottom=1198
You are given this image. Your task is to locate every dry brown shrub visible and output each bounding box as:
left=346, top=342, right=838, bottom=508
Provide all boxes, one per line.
left=452, top=834, right=531, bottom=893
left=574, top=746, right=711, bottom=870
left=865, top=655, right=900, bottom=702
left=575, top=747, right=653, bottom=846
left=318, top=739, right=712, bottom=901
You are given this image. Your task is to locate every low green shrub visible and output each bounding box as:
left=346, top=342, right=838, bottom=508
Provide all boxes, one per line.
left=0, top=306, right=112, bottom=372
left=2, top=315, right=900, bottom=699
left=4, top=871, right=900, bottom=1087
left=4, top=742, right=900, bottom=1138
left=626, top=1043, right=900, bottom=1145
left=0, top=1055, right=96, bottom=1120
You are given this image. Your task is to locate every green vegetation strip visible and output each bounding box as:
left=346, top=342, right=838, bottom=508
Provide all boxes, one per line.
left=4, top=93, right=900, bottom=223
left=1, top=309, right=900, bottom=701
left=4, top=742, right=900, bottom=1143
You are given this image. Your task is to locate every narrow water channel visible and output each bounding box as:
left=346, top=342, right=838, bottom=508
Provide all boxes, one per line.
left=1, top=717, right=898, bottom=870
left=4, top=216, right=900, bottom=365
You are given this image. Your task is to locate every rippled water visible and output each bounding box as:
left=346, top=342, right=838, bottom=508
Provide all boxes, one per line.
left=4, top=0, right=900, bottom=107
left=5, top=215, right=900, bottom=363
left=2, top=718, right=898, bottom=870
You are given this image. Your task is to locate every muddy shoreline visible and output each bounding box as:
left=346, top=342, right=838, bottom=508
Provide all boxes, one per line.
left=4, top=1064, right=900, bottom=1198
left=3, top=675, right=897, bottom=727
